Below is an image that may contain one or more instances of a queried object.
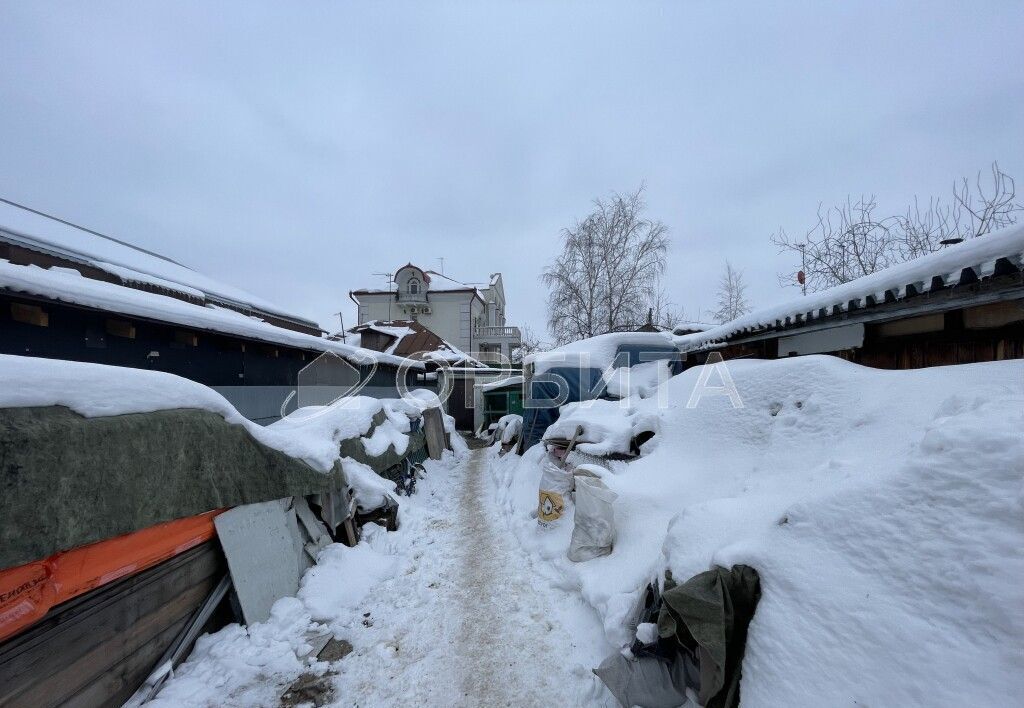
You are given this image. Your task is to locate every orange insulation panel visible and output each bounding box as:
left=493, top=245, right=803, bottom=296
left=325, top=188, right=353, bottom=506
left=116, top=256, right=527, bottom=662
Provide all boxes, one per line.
left=0, top=510, right=224, bottom=643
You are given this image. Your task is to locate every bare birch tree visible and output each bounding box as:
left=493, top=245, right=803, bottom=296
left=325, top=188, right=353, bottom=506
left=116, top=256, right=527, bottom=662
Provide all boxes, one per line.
left=649, top=276, right=688, bottom=330
left=710, top=261, right=751, bottom=323
left=511, top=325, right=549, bottom=363
left=542, top=186, right=670, bottom=344
left=772, top=162, right=1022, bottom=292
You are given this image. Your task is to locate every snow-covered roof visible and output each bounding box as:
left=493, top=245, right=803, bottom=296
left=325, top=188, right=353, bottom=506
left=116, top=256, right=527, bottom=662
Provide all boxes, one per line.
left=351, top=266, right=487, bottom=301
left=0, top=199, right=317, bottom=328
left=0, top=259, right=423, bottom=368
left=525, top=331, right=676, bottom=374
left=671, top=321, right=715, bottom=335
left=348, top=319, right=484, bottom=367
left=675, top=224, right=1024, bottom=353
left=474, top=374, right=524, bottom=392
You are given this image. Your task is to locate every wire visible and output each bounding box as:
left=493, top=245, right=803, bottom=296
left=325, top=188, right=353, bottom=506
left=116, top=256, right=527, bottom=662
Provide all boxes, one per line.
left=0, top=195, right=190, bottom=269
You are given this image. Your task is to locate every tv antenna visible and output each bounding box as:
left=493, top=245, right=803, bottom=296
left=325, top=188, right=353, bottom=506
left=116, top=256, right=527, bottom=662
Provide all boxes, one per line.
left=373, top=271, right=394, bottom=319
left=332, top=311, right=346, bottom=342
left=436, top=257, right=445, bottom=275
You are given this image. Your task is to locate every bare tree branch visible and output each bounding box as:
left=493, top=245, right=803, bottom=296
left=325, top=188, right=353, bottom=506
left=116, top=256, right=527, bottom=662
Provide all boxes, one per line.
left=773, top=162, right=1022, bottom=292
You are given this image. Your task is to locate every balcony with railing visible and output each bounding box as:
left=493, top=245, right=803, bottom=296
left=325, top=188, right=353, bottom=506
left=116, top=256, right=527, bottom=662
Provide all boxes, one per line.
left=474, top=325, right=521, bottom=342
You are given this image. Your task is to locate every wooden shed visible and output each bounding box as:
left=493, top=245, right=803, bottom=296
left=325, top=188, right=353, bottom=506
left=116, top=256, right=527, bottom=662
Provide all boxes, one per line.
left=676, top=226, right=1024, bottom=370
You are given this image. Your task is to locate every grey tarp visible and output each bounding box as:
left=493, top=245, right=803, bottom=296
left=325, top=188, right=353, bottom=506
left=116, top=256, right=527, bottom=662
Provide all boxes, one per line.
left=657, top=565, right=761, bottom=708
left=336, top=409, right=429, bottom=473
left=0, top=406, right=345, bottom=569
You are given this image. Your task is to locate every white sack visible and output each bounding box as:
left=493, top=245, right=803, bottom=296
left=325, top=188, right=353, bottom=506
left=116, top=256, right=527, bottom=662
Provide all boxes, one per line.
left=568, top=476, right=617, bottom=562
left=538, top=457, right=574, bottom=523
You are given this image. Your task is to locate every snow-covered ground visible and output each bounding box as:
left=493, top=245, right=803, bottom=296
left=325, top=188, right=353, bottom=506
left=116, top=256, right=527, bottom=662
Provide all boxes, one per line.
left=126, top=355, right=1022, bottom=707
left=491, top=356, right=1024, bottom=706
left=150, top=445, right=616, bottom=707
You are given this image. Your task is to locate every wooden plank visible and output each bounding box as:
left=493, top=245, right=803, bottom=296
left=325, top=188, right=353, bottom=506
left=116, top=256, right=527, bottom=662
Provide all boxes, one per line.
left=0, top=542, right=224, bottom=708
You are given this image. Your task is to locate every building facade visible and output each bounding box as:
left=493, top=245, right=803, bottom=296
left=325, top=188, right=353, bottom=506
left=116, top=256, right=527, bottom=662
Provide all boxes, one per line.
left=350, top=263, right=522, bottom=363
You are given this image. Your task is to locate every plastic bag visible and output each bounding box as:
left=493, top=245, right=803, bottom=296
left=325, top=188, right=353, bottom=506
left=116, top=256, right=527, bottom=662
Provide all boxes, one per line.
left=538, top=458, right=574, bottom=524
left=568, top=476, right=617, bottom=561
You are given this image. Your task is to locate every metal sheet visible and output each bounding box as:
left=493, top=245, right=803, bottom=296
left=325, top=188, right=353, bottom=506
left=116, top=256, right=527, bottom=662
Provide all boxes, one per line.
left=777, top=322, right=864, bottom=356
left=293, top=496, right=333, bottom=560
left=422, top=406, right=446, bottom=460
left=214, top=499, right=307, bottom=625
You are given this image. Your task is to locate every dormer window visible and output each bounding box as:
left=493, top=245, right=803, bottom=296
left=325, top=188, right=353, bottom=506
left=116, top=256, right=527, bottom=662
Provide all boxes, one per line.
left=408, top=277, right=421, bottom=295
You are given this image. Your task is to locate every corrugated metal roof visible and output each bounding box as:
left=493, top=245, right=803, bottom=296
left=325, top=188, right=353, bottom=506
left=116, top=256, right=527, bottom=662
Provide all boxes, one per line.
left=675, top=224, right=1024, bottom=353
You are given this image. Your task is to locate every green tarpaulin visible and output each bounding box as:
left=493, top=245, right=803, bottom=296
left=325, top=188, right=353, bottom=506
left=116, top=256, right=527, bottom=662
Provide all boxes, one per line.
left=658, top=565, right=761, bottom=708
left=0, top=406, right=345, bottom=569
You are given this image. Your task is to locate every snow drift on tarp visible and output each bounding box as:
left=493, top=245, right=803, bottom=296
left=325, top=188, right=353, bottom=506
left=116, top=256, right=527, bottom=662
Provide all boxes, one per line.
left=0, top=406, right=345, bottom=569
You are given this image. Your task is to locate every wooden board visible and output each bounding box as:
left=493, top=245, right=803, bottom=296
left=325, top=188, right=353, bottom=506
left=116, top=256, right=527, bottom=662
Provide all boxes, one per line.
left=0, top=541, right=224, bottom=708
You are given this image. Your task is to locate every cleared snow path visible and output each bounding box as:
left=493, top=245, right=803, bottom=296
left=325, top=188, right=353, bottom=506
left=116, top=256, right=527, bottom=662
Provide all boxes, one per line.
left=328, top=445, right=615, bottom=706
left=151, top=444, right=616, bottom=707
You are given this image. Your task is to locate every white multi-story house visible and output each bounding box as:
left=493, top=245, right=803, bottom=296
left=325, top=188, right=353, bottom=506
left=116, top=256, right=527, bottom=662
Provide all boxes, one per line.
left=349, top=263, right=522, bottom=362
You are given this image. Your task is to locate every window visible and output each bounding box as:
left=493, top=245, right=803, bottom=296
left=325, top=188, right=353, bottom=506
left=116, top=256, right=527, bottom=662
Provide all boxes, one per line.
left=106, top=319, right=136, bottom=338
left=173, top=330, right=198, bottom=347
left=10, top=303, right=48, bottom=327
left=408, top=277, right=421, bottom=295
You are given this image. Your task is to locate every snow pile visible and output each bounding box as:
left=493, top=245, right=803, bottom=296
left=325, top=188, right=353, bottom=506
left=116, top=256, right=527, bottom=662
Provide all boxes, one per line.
left=489, top=413, right=523, bottom=445
left=147, top=525, right=399, bottom=707
left=361, top=416, right=411, bottom=457
left=543, top=399, right=657, bottom=457
left=602, top=358, right=673, bottom=399
left=525, top=332, right=674, bottom=374
left=341, top=459, right=398, bottom=512
left=490, top=356, right=1024, bottom=706
left=268, top=398, right=383, bottom=466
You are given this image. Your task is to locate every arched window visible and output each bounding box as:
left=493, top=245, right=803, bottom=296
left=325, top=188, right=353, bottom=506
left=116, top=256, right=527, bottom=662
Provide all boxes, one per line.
left=407, top=277, right=421, bottom=295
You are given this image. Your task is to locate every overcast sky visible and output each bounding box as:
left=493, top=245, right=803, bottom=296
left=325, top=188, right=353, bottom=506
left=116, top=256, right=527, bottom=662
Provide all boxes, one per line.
left=2, top=2, right=1022, bottom=341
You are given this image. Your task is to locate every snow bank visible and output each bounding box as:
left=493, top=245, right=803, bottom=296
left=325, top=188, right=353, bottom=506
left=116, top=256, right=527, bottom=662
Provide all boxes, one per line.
left=341, top=459, right=398, bottom=512
left=148, top=525, right=398, bottom=707
left=490, top=356, right=1024, bottom=706
left=498, top=414, right=523, bottom=445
